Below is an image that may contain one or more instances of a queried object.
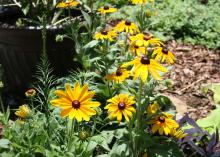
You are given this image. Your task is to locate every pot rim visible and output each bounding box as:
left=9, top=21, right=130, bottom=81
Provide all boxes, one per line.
left=0, top=16, right=82, bottom=30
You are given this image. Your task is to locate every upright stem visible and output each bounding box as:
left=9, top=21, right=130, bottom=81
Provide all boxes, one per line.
left=68, top=119, right=75, bottom=152
left=0, top=92, right=4, bottom=113
left=134, top=80, right=143, bottom=156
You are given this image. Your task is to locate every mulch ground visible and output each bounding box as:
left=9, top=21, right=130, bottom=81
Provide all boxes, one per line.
left=164, top=40, right=220, bottom=120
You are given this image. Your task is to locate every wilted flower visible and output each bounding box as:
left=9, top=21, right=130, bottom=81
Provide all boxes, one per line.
left=151, top=113, right=179, bottom=135
left=98, top=6, right=117, bottom=15
left=25, top=89, right=36, bottom=98
left=50, top=82, right=100, bottom=122
left=105, top=94, right=136, bottom=123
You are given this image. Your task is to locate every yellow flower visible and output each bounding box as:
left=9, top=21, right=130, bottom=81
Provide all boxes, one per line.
left=131, top=0, right=154, bottom=5
left=94, top=30, right=118, bottom=41
left=114, top=20, right=139, bottom=35
left=50, top=82, right=100, bottom=122
left=98, top=6, right=117, bottom=15
left=153, top=47, right=175, bottom=64
left=170, top=128, right=187, bottom=140
left=122, top=56, right=168, bottom=82
left=106, top=68, right=130, bottom=83
left=105, top=94, right=136, bottom=123
left=151, top=113, right=179, bottom=135
left=147, top=102, right=160, bottom=115
left=56, top=0, right=79, bottom=8
left=129, top=41, right=146, bottom=56
left=15, top=105, right=30, bottom=119
left=130, top=33, right=163, bottom=47
left=25, top=88, right=36, bottom=98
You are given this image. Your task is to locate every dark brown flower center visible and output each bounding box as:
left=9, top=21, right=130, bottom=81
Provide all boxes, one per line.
left=118, top=102, right=126, bottom=110
left=125, top=21, right=131, bottom=26
left=72, top=100, right=80, bottom=109
left=116, top=69, right=123, bottom=76
left=134, top=45, right=139, bottom=49
left=101, top=31, right=108, bottom=35
left=158, top=116, right=165, bottom=123
left=140, top=56, right=150, bottom=65
left=162, top=47, right=169, bottom=54
left=104, top=6, right=109, bottom=10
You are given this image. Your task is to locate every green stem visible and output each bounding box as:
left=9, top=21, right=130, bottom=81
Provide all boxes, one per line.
left=0, top=92, right=4, bottom=113
left=134, top=80, right=143, bottom=156
left=68, top=119, right=75, bottom=152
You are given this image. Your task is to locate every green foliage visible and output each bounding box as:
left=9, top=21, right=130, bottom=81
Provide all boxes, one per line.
left=202, top=83, right=220, bottom=105
left=111, top=0, right=220, bottom=48
left=197, top=107, right=220, bottom=134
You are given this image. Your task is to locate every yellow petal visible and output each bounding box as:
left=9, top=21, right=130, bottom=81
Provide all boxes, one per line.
left=61, top=108, right=72, bottom=118
left=65, top=83, right=74, bottom=101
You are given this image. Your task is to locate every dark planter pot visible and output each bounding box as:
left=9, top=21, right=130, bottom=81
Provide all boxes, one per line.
left=0, top=6, right=79, bottom=96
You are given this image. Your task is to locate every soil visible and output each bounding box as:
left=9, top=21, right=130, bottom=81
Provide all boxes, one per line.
left=163, top=40, right=220, bottom=120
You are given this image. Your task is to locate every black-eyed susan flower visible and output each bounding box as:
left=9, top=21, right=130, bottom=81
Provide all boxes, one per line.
left=122, top=56, right=168, bottom=82
left=151, top=113, right=179, bottom=135
left=56, top=0, right=79, bottom=8
left=131, top=0, right=154, bottom=5
left=130, top=33, right=163, bottom=47
left=105, top=94, right=136, bottom=123
left=15, top=105, right=30, bottom=119
left=147, top=102, right=160, bottom=115
left=50, top=82, right=100, bottom=122
left=114, top=20, right=139, bottom=35
left=129, top=41, right=146, bottom=56
left=25, top=88, right=36, bottom=98
left=94, top=30, right=118, bottom=41
left=106, top=68, right=130, bottom=83
left=153, top=47, right=175, bottom=64
left=98, top=6, right=117, bottom=15
left=170, top=128, right=187, bottom=140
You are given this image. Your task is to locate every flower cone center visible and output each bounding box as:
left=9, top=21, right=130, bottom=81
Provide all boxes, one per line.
left=72, top=100, right=80, bottom=109
left=162, top=47, right=169, bottom=54
left=118, top=102, right=126, bottom=110
left=141, top=56, right=150, bottom=65
left=125, top=21, right=131, bottom=26
left=101, top=31, right=108, bottom=35
left=104, top=6, right=109, bottom=10
left=158, top=116, right=165, bottom=123
left=116, top=69, right=123, bottom=76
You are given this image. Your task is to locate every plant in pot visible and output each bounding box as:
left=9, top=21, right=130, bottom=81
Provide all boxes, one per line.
left=0, top=0, right=82, bottom=105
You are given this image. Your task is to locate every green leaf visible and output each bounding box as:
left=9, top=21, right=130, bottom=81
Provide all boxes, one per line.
left=201, top=83, right=220, bottom=104
left=0, top=139, right=10, bottom=148
left=197, top=107, right=220, bottom=134
left=81, top=11, right=92, bottom=28
left=83, top=40, right=99, bottom=49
